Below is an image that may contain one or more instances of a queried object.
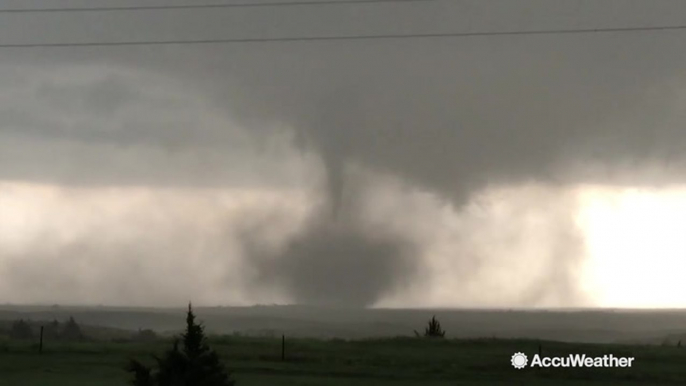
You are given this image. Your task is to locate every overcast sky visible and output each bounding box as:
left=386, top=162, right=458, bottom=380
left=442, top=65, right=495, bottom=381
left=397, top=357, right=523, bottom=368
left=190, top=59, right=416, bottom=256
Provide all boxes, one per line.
left=2, top=0, right=686, bottom=307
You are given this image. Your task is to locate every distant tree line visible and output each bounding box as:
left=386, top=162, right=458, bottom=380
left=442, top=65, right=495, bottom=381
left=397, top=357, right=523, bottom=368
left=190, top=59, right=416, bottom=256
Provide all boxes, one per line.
left=6, top=316, right=85, bottom=341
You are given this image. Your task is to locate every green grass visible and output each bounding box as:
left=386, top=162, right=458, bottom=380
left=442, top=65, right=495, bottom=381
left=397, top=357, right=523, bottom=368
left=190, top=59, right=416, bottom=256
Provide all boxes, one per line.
left=0, top=336, right=684, bottom=385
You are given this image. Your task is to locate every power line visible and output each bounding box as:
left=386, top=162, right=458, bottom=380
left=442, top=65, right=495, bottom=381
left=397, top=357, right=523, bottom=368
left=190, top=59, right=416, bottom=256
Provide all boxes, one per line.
left=1, top=24, right=685, bottom=48
left=0, top=0, right=439, bottom=13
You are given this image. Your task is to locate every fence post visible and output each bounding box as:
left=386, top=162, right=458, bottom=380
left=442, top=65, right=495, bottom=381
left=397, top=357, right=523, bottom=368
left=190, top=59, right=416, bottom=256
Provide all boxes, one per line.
left=281, top=334, right=285, bottom=361
left=39, top=326, right=44, bottom=354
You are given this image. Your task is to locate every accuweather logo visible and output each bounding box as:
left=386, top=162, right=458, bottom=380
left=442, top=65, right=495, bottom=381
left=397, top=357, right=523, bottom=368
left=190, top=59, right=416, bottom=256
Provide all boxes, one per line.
left=511, top=352, right=635, bottom=369
left=511, top=352, right=528, bottom=369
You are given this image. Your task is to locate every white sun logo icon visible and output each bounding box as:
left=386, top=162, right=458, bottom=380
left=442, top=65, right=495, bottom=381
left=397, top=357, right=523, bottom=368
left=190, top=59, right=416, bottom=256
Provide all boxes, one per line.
left=511, top=352, right=528, bottom=369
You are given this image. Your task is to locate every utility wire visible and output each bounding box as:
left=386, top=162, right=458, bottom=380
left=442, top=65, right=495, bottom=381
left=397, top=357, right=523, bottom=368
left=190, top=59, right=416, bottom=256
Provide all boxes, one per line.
left=0, top=24, right=685, bottom=48
left=0, top=0, right=440, bottom=13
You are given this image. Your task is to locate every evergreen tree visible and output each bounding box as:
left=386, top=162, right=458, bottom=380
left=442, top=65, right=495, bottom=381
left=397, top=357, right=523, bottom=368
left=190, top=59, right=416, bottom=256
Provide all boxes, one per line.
left=127, top=303, right=235, bottom=386
left=424, top=315, right=446, bottom=338
left=182, top=304, right=206, bottom=360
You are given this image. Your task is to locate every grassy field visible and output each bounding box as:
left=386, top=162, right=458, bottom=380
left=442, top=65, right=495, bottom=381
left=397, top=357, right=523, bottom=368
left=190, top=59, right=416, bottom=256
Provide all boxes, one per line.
left=0, top=336, right=685, bottom=385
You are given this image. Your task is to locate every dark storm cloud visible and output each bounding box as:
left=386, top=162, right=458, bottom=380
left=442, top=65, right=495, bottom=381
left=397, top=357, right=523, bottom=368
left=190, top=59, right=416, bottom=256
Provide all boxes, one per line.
left=3, top=0, right=686, bottom=306
left=4, top=0, right=686, bottom=193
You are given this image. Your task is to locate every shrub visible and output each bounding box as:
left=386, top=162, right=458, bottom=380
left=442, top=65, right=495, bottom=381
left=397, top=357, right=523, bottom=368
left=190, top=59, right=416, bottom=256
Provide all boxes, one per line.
left=61, top=316, right=85, bottom=341
left=133, top=329, right=158, bottom=342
